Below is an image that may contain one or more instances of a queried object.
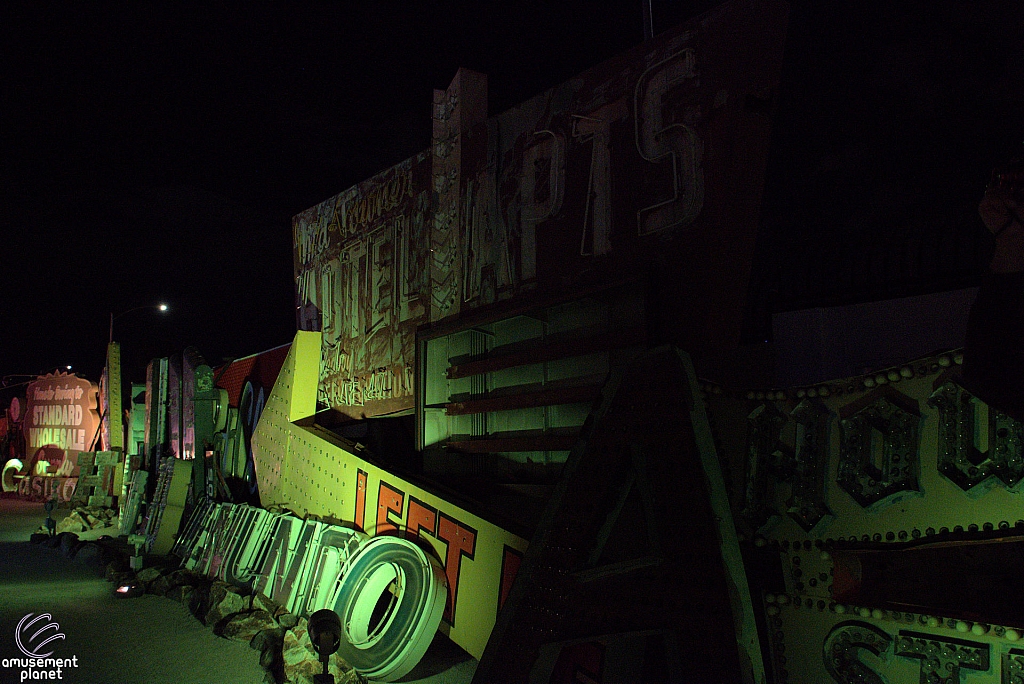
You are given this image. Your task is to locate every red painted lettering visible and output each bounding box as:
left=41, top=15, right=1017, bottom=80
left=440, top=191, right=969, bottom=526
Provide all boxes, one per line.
left=499, top=545, right=522, bottom=613
left=407, top=497, right=438, bottom=540
left=376, top=482, right=404, bottom=535
left=436, top=514, right=477, bottom=625
left=355, top=469, right=367, bottom=532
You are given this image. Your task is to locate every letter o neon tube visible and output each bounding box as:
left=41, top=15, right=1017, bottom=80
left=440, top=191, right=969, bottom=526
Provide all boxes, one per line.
left=333, top=536, right=447, bottom=682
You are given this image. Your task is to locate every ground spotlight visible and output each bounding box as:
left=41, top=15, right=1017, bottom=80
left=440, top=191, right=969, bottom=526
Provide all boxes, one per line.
left=308, top=608, right=341, bottom=684
left=113, top=581, right=144, bottom=598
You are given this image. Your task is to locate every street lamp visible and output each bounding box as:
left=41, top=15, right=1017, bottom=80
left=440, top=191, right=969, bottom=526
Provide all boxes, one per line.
left=109, top=304, right=169, bottom=344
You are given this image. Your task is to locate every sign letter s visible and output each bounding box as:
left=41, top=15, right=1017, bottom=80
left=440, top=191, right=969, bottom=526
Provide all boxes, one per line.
left=634, top=47, right=704, bottom=237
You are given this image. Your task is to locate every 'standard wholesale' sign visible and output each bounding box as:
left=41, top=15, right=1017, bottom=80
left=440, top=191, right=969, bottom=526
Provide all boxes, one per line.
left=25, top=373, right=100, bottom=455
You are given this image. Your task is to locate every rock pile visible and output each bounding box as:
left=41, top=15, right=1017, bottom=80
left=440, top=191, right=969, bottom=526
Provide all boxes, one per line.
left=104, top=563, right=363, bottom=684
left=30, top=523, right=366, bottom=684
left=281, top=616, right=355, bottom=684
left=40, top=505, right=118, bottom=535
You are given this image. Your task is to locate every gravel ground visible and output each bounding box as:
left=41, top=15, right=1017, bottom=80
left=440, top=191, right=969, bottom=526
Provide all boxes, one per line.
left=0, top=497, right=266, bottom=684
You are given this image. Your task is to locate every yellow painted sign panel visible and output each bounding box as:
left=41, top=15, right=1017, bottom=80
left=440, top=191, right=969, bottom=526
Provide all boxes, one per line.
left=104, top=342, right=124, bottom=451
left=252, top=331, right=528, bottom=659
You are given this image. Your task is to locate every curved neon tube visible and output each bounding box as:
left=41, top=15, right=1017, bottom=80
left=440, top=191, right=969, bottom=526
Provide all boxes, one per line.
left=333, top=535, right=448, bottom=682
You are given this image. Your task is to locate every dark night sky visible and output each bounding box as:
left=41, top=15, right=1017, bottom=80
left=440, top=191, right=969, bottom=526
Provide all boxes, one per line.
left=2, top=1, right=1022, bottom=402
left=0, top=1, right=711, bottom=392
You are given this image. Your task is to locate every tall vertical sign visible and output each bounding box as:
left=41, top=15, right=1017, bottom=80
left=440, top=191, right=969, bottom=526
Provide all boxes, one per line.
left=102, top=342, right=124, bottom=451
left=167, top=354, right=182, bottom=459
left=429, top=69, right=488, bottom=323
left=181, top=347, right=204, bottom=461
left=144, top=359, right=169, bottom=481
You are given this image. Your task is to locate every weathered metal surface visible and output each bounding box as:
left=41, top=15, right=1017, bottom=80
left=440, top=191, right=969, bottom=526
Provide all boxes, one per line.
left=251, top=331, right=529, bottom=659
left=294, top=0, right=788, bottom=416
left=444, top=384, right=602, bottom=416
left=293, top=153, right=432, bottom=418
left=447, top=435, right=580, bottom=454
left=446, top=326, right=641, bottom=380
left=702, top=350, right=1024, bottom=683
left=473, top=346, right=764, bottom=683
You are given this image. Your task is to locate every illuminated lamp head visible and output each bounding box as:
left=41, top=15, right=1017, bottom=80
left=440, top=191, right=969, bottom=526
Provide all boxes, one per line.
left=114, top=581, right=144, bottom=598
